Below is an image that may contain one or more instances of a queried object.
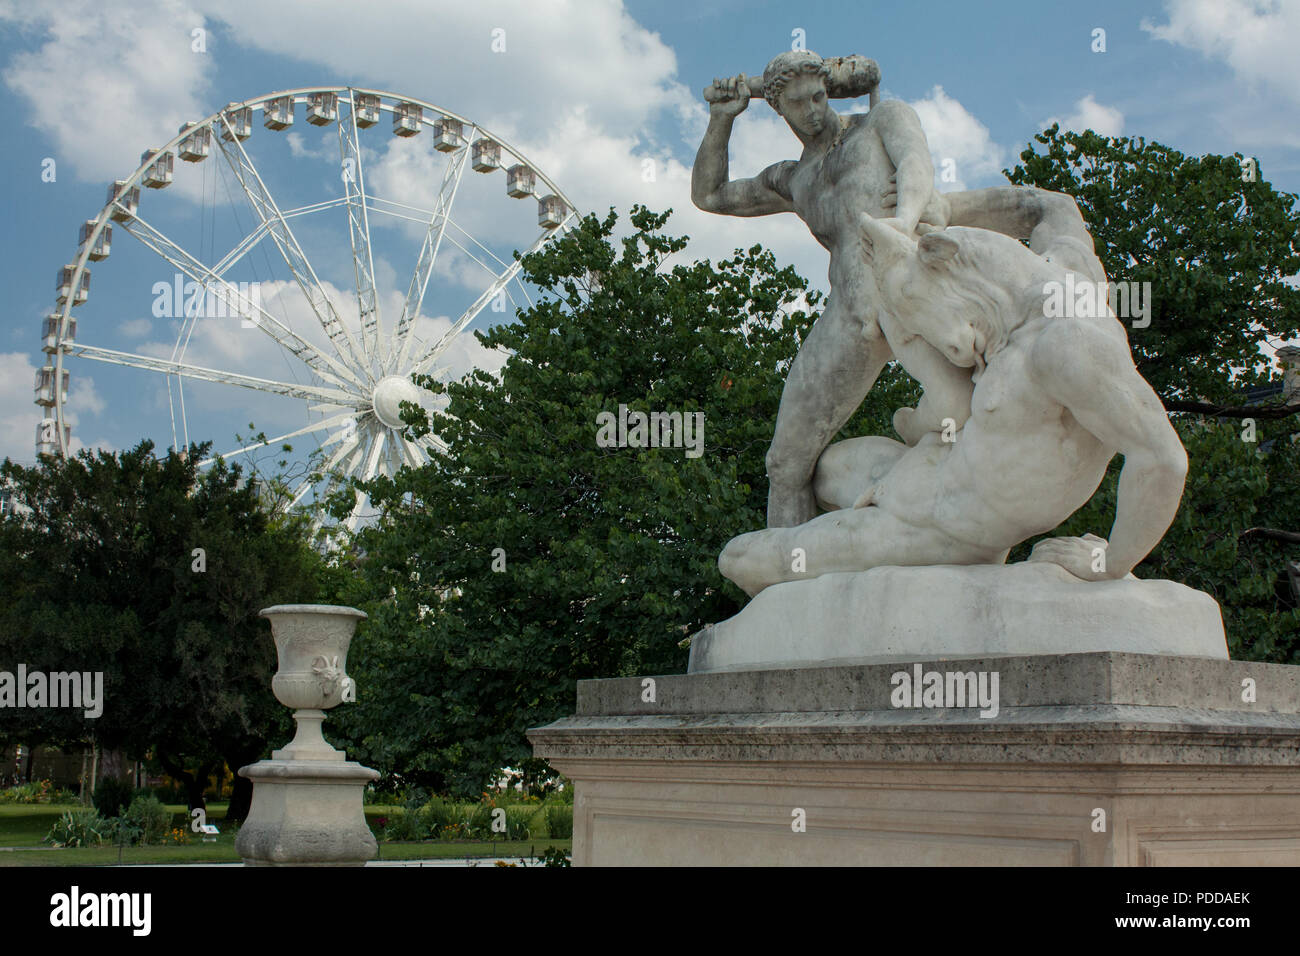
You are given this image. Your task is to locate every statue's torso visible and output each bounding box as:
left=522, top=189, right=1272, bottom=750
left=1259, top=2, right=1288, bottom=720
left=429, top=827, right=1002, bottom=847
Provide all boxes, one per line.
left=788, top=113, right=895, bottom=254
left=876, top=318, right=1117, bottom=549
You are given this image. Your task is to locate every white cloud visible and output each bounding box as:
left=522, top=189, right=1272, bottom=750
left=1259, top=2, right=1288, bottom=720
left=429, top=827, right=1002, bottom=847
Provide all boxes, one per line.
left=0, top=352, right=105, bottom=462
left=1142, top=0, right=1300, bottom=104
left=1043, top=94, right=1125, bottom=138
left=197, top=0, right=688, bottom=142
left=118, top=318, right=153, bottom=338
left=906, top=85, right=1006, bottom=191
left=0, top=0, right=214, bottom=193
left=0, top=352, right=39, bottom=462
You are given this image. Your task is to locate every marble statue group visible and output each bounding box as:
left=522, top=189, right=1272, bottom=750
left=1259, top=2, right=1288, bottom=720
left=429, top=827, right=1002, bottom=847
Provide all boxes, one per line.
left=692, top=51, right=1187, bottom=598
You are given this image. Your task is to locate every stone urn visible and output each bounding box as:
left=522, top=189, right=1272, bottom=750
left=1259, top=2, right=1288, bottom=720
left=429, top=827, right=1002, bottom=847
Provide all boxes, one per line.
left=235, top=604, right=379, bottom=866
left=264, top=603, right=363, bottom=760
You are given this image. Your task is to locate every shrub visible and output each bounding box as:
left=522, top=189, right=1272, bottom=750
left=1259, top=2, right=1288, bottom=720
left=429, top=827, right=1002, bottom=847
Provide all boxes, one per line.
left=0, top=780, right=80, bottom=805
left=502, top=806, right=534, bottom=840
left=421, top=798, right=454, bottom=834
left=463, top=803, right=494, bottom=839
left=46, top=808, right=108, bottom=847
left=537, top=846, right=571, bottom=867
left=546, top=805, right=573, bottom=839
left=122, top=794, right=172, bottom=845
left=105, top=816, right=142, bottom=846
left=92, top=777, right=134, bottom=819
left=382, top=808, right=428, bottom=842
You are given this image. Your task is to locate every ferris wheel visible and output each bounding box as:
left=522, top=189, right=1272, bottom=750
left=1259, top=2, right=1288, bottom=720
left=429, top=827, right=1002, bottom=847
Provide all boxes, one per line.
left=36, top=86, right=578, bottom=526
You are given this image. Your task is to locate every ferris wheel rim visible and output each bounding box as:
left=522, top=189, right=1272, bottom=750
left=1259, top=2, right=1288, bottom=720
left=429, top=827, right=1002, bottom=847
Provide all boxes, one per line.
left=44, top=83, right=582, bottom=496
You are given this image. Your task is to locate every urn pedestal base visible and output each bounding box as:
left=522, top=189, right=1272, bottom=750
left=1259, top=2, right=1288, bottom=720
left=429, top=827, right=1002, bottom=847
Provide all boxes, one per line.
left=529, top=652, right=1300, bottom=866
left=235, top=758, right=379, bottom=866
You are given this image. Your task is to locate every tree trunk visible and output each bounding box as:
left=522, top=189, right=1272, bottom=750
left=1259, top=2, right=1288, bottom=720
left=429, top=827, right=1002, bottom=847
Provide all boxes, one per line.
left=226, top=773, right=254, bottom=823
left=156, top=752, right=215, bottom=813
left=222, top=745, right=265, bottom=822
left=79, top=746, right=90, bottom=804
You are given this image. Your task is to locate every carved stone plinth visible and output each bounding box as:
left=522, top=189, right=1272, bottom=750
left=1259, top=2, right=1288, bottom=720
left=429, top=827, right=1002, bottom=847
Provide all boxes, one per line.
left=236, top=760, right=379, bottom=866
left=529, top=653, right=1300, bottom=866
left=690, top=563, right=1227, bottom=673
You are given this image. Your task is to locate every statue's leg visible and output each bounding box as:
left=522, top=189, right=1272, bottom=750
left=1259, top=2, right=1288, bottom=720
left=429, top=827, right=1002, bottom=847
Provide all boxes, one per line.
left=812, top=435, right=907, bottom=511
left=766, top=292, right=891, bottom=527
left=720, top=498, right=995, bottom=597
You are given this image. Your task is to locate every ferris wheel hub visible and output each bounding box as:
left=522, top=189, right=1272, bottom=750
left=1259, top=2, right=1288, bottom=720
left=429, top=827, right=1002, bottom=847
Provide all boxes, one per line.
left=371, top=375, right=424, bottom=428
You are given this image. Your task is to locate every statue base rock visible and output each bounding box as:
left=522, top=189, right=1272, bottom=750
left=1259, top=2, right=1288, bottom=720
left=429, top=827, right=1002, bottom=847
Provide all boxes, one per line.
left=689, top=562, right=1227, bottom=673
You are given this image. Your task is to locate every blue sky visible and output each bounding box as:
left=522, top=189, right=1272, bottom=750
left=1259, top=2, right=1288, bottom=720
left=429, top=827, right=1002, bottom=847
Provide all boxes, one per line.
left=0, top=0, right=1295, bottom=473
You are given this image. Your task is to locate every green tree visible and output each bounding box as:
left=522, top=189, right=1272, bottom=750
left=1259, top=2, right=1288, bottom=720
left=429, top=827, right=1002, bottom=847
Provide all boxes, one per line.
left=332, top=205, right=905, bottom=793
left=0, top=440, right=336, bottom=818
left=1006, top=124, right=1300, bottom=406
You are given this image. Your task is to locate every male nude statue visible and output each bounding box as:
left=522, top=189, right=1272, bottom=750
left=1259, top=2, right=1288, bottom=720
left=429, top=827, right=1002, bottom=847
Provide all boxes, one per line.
left=717, top=218, right=1189, bottom=597
left=692, top=51, right=1106, bottom=528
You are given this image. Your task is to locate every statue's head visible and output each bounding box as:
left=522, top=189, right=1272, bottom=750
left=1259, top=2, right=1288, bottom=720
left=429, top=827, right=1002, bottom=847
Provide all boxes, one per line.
left=763, top=51, right=834, bottom=137
left=860, top=219, right=1056, bottom=371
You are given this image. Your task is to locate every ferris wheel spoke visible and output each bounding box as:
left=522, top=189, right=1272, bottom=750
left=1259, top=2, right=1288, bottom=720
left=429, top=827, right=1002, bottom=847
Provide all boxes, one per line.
left=415, top=432, right=449, bottom=455
left=210, top=220, right=272, bottom=276
left=216, top=111, right=371, bottom=380
left=199, top=410, right=359, bottom=466
left=341, top=426, right=380, bottom=531
left=339, top=92, right=383, bottom=370
left=399, top=436, right=426, bottom=469
left=389, top=135, right=471, bottom=373
left=384, top=433, right=405, bottom=475
left=406, top=258, right=523, bottom=375
left=360, top=428, right=388, bottom=482
left=287, top=471, right=316, bottom=510
left=343, top=424, right=376, bottom=475
left=282, top=196, right=351, bottom=219
left=120, top=211, right=369, bottom=394
left=313, top=463, right=351, bottom=516
left=68, top=343, right=360, bottom=405
left=405, top=225, right=564, bottom=375
left=289, top=424, right=360, bottom=510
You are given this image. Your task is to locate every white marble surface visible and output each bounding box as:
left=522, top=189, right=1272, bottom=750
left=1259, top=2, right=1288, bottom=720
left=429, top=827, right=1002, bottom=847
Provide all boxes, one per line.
left=689, top=562, right=1227, bottom=673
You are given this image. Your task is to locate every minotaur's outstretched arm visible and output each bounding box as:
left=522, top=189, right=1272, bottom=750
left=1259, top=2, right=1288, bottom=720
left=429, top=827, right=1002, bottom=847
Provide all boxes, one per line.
left=945, top=186, right=1105, bottom=282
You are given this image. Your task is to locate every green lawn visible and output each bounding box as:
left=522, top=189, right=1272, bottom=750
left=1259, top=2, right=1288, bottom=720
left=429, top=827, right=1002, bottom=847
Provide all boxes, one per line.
left=0, top=804, right=570, bottom=865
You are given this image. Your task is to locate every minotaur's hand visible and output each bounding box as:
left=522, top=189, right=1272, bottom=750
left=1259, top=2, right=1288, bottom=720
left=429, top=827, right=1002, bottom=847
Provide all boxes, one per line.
left=1028, top=533, right=1115, bottom=581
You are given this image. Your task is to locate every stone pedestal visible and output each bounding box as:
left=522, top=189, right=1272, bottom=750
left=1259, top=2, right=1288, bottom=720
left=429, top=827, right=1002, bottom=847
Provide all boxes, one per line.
left=528, top=653, right=1300, bottom=866
left=236, top=760, right=379, bottom=866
